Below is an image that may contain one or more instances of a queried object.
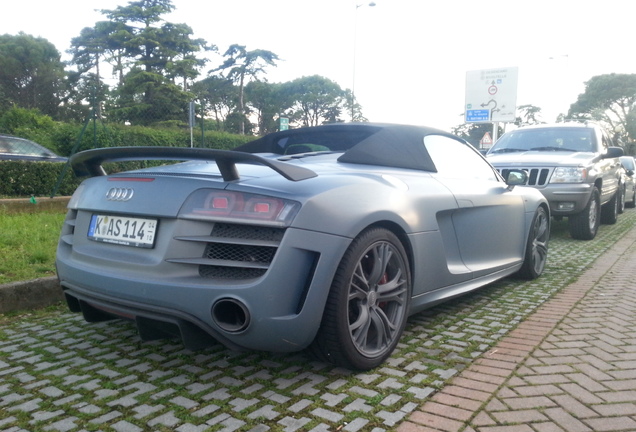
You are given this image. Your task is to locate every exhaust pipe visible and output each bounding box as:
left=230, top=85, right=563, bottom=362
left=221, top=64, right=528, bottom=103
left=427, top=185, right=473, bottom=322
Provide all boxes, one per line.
left=212, top=298, right=250, bottom=333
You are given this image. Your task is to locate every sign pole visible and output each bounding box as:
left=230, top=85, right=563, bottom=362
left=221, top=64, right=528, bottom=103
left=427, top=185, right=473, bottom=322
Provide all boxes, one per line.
left=188, top=101, right=195, bottom=148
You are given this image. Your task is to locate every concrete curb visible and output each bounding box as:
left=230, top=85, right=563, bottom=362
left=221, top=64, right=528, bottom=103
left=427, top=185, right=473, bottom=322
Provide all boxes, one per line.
left=0, top=276, right=64, bottom=314
left=0, top=196, right=70, bottom=213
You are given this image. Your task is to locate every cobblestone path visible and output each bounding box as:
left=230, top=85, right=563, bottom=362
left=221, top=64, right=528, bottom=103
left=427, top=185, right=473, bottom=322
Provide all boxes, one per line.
left=2, top=211, right=635, bottom=431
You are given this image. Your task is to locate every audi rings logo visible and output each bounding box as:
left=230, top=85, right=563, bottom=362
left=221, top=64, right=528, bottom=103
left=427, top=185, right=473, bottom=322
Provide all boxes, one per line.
left=106, top=187, right=134, bottom=201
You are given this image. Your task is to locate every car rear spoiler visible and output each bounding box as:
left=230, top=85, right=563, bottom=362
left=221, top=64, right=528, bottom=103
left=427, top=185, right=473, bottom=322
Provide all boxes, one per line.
left=70, top=146, right=318, bottom=182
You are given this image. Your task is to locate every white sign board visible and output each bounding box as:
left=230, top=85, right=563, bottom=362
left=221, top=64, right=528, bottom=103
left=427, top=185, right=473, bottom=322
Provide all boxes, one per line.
left=465, top=67, right=518, bottom=123
left=480, top=132, right=493, bottom=148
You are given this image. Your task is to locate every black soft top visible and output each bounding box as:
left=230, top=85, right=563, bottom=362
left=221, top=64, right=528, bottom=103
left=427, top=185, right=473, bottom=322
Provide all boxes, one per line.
left=234, top=123, right=465, bottom=172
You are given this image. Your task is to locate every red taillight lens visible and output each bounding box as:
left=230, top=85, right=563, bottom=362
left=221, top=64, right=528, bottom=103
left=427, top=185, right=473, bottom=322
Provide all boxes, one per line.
left=252, top=202, right=270, bottom=213
left=212, top=197, right=229, bottom=209
left=179, top=189, right=300, bottom=226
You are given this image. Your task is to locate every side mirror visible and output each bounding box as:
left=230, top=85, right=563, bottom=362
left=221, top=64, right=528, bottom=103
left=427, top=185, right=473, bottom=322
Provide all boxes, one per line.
left=506, top=169, right=527, bottom=185
left=506, top=169, right=527, bottom=190
left=605, top=146, right=624, bottom=158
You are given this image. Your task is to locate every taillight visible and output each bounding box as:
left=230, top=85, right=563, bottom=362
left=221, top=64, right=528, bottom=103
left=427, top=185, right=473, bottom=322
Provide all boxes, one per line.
left=179, top=189, right=300, bottom=226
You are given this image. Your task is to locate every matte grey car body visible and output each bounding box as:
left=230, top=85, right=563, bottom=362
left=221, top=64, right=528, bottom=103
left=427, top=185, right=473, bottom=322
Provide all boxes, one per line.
left=56, top=123, right=550, bottom=370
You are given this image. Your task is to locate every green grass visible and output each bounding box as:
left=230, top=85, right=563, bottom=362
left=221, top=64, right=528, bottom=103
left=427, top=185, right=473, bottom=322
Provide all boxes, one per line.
left=0, top=205, right=66, bottom=284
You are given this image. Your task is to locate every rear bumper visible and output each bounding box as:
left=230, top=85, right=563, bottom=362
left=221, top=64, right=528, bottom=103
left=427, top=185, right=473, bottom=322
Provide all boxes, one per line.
left=56, top=227, right=351, bottom=353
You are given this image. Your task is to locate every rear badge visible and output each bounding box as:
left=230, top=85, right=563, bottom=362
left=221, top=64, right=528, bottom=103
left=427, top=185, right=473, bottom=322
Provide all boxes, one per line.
left=106, top=187, right=134, bottom=201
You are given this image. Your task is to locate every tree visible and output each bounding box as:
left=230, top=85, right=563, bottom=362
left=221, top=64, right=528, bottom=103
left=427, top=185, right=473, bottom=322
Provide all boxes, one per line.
left=515, top=104, right=543, bottom=126
left=568, top=73, right=636, bottom=143
left=160, top=22, right=213, bottom=90
left=215, top=44, right=280, bottom=134
left=191, top=76, right=238, bottom=131
left=0, top=33, right=66, bottom=118
left=68, top=20, right=136, bottom=85
left=69, top=26, right=106, bottom=79
left=110, top=68, right=191, bottom=125
left=95, top=0, right=207, bottom=124
left=245, top=81, right=291, bottom=134
left=101, top=0, right=175, bottom=76
left=67, top=23, right=122, bottom=120
left=344, top=89, right=367, bottom=122
left=62, top=70, right=110, bottom=122
left=282, top=75, right=347, bottom=127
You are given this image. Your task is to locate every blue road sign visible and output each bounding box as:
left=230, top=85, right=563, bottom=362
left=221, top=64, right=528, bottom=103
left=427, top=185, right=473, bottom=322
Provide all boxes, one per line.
left=466, top=109, right=490, bottom=122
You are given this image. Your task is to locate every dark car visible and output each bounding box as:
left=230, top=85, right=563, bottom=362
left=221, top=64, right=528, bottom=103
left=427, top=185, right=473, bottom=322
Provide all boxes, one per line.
left=56, top=123, right=550, bottom=370
left=0, top=134, right=67, bottom=162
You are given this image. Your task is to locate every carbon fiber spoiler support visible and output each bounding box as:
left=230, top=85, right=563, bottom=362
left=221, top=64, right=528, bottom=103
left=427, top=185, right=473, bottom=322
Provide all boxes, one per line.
left=70, top=146, right=318, bottom=182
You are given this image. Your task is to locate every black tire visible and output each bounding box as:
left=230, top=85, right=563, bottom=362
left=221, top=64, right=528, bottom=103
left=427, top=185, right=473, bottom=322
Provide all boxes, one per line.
left=618, top=185, right=626, bottom=214
left=601, top=189, right=619, bottom=224
left=627, top=187, right=636, bottom=208
left=309, top=228, right=411, bottom=370
left=569, top=187, right=601, bottom=240
left=516, top=206, right=550, bottom=280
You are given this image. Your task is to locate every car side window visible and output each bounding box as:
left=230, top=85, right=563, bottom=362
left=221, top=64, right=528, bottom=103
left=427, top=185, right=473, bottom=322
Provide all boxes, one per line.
left=424, top=135, right=499, bottom=181
left=0, top=138, right=14, bottom=153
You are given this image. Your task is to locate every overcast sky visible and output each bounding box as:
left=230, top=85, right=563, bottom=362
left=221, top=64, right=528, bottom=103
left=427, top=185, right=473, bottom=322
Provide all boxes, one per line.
left=2, top=0, right=634, bottom=131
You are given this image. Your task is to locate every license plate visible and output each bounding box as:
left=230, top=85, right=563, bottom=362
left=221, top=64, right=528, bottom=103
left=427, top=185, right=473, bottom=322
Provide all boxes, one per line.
left=88, top=214, right=157, bottom=248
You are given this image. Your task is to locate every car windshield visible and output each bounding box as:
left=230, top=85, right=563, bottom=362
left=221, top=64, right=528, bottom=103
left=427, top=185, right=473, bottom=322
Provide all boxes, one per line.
left=490, top=127, right=595, bottom=154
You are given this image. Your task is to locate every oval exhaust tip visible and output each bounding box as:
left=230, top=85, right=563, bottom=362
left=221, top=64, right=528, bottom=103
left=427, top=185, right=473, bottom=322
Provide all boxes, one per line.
left=212, top=298, right=250, bottom=333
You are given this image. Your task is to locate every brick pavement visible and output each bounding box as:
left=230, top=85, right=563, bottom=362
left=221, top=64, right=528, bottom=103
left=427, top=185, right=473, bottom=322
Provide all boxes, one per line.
left=2, top=212, right=635, bottom=431
left=399, top=222, right=636, bottom=432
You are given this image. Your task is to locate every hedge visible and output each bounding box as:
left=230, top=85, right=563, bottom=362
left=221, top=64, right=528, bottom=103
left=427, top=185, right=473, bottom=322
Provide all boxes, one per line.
left=0, top=161, right=80, bottom=198
left=53, top=123, right=254, bottom=155
left=0, top=124, right=257, bottom=198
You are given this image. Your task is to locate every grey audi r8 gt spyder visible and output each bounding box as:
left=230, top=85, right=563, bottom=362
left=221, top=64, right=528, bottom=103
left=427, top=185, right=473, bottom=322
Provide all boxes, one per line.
left=56, top=123, right=550, bottom=370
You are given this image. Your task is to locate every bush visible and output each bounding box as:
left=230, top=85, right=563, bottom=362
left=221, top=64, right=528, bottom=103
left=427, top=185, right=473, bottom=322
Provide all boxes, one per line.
left=0, top=107, right=63, bottom=153
left=53, top=123, right=254, bottom=156
left=0, top=161, right=80, bottom=198
left=0, top=112, right=257, bottom=198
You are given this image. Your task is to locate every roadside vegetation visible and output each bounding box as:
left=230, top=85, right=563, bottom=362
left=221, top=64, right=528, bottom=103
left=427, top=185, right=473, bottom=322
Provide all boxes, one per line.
left=3, top=0, right=636, bottom=155
left=0, top=201, right=66, bottom=284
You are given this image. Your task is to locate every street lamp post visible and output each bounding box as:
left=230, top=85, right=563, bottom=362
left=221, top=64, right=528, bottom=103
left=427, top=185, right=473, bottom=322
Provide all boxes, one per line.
left=351, top=2, right=376, bottom=122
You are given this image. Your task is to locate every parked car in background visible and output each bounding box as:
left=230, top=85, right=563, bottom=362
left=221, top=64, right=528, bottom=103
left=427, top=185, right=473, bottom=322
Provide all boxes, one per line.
left=486, top=122, right=624, bottom=240
left=56, top=123, right=550, bottom=370
left=620, top=156, right=636, bottom=209
left=0, top=134, right=67, bottom=162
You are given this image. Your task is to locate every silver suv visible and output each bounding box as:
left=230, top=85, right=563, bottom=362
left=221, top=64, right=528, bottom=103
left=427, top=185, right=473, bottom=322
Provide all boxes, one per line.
left=487, top=122, right=624, bottom=240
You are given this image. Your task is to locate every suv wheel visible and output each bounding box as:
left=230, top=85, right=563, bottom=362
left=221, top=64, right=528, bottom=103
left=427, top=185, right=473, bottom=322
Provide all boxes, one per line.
left=601, top=189, right=620, bottom=224
left=628, top=187, right=636, bottom=208
left=618, top=185, right=626, bottom=214
left=569, top=188, right=601, bottom=240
